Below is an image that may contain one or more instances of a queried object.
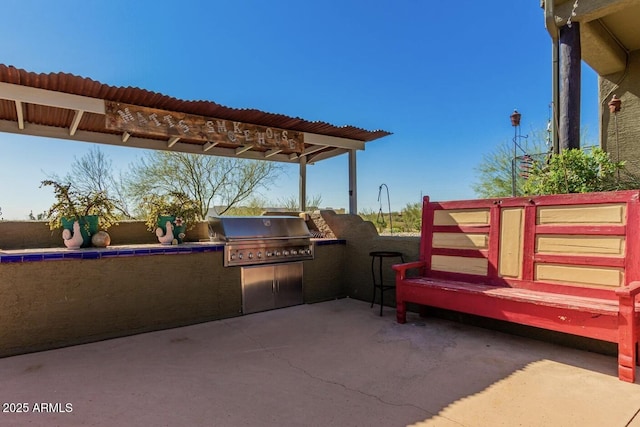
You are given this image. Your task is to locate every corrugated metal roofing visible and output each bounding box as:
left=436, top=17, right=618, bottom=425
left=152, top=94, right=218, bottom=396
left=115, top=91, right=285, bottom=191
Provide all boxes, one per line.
left=0, top=64, right=391, bottom=143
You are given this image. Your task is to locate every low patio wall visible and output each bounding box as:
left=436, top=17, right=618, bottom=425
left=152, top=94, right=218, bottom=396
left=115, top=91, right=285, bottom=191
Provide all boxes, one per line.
left=0, top=219, right=349, bottom=356
left=0, top=212, right=413, bottom=356
left=319, top=210, right=420, bottom=306
left=0, top=249, right=238, bottom=356
left=316, top=211, right=616, bottom=356
left=0, top=220, right=212, bottom=250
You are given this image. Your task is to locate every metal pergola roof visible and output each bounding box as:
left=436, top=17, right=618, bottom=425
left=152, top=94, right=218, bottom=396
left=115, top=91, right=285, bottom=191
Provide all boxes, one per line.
left=0, top=64, right=392, bottom=213
left=0, top=64, right=391, bottom=165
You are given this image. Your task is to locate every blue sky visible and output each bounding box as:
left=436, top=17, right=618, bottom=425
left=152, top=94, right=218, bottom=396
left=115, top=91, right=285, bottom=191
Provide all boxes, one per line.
left=0, top=0, right=599, bottom=219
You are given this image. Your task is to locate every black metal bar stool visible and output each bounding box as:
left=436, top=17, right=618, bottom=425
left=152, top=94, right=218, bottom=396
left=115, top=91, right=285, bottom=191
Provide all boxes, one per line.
left=370, top=251, right=404, bottom=316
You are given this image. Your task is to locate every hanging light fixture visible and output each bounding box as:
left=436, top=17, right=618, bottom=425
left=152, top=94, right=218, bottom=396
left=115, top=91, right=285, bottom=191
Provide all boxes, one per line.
left=608, top=94, right=622, bottom=113
left=608, top=94, right=623, bottom=182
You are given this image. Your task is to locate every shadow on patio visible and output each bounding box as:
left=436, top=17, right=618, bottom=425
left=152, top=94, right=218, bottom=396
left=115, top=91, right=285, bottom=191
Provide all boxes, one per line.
left=1, top=298, right=639, bottom=427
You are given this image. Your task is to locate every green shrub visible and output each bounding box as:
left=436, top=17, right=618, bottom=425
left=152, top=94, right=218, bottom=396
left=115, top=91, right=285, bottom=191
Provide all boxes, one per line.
left=523, top=148, right=627, bottom=195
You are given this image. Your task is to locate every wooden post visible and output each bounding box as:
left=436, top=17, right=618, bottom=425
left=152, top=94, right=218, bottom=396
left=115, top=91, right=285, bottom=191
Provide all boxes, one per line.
left=559, top=23, right=581, bottom=151
left=551, top=38, right=560, bottom=155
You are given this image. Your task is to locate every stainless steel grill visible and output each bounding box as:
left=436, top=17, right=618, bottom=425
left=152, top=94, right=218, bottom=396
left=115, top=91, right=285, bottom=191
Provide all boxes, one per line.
left=208, top=216, right=314, bottom=267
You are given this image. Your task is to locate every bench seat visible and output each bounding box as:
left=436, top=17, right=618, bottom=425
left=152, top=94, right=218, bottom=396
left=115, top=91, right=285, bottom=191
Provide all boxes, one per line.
left=394, top=191, right=640, bottom=382
left=397, top=277, right=640, bottom=342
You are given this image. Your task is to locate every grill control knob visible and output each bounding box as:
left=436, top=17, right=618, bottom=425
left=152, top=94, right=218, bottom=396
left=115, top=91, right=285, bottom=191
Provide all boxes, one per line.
left=257, top=251, right=262, bottom=258
left=248, top=252, right=253, bottom=259
left=230, top=254, right=236, bottom=260
left=238, top=253, right=243, bottom=260
left=291, top=249, right=298, bottom=255
left=266, top=251, right=272, bottom=257
left=276, top=251, right=281, bottom=257
left=283, top=250, right=290, bottom=256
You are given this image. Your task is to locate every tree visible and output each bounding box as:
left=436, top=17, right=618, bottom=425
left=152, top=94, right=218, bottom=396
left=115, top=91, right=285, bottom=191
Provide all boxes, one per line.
left=67, top=146, right=114, bottom=195
left=359, top=208, right=385, bottom=233
left=277, top=194, right=323, bottom=211
left=473, top=129, right=550, bottom=198
left=45, top=146, right=132, bottom=219
left=125, top=151, right=282, bottom=219
left=224, top=195, right=269, bottom=216
left=400, top=202, right=421, bottom=232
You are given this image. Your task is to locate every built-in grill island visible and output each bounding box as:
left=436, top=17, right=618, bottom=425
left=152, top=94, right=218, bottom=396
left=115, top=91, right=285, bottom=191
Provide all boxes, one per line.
left=208, top=216, right=314, bottom=314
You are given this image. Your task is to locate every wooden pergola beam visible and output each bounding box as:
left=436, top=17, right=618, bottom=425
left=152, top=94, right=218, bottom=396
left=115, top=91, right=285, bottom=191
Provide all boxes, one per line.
left=69, top=110, right=84, bottom=136
left=14, top=100, right=24, bottom=130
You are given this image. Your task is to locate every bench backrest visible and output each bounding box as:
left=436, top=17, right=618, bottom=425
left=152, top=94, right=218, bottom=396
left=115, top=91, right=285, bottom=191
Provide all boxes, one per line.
left=420, top=190, right=640, bottom=299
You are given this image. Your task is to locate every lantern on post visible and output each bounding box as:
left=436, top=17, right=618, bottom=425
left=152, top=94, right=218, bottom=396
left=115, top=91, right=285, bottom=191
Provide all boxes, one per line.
left=510, top=110, right=522, bottom=127
left=509, top=110, right=527, bottom=196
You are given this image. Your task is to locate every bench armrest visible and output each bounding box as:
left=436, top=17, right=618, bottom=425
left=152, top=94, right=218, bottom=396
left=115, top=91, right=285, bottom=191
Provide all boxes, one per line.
left=392, top=261, right=426, bottom=281
left=616, top=281, right=640, bottom=298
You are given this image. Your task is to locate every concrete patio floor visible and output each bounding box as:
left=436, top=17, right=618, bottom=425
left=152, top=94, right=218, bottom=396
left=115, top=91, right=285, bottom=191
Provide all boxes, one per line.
left=1, top=297, right=640, bottom=427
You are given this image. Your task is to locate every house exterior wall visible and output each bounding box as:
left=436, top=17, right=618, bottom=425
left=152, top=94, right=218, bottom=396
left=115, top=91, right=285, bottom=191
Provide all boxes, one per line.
left=544, top=0, right=639, bottom=165
left=600, top=50, right=640, bottom=173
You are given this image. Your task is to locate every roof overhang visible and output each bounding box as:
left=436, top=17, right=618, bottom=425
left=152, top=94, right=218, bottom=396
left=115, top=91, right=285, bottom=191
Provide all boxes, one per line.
left=0, top=65, right=391, bottom=165
left=544, top=0, right=640, bottom=75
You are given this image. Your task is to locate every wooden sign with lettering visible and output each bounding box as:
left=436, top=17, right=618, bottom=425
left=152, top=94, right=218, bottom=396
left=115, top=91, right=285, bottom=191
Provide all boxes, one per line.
left=104, top=101, right=304, bottom=153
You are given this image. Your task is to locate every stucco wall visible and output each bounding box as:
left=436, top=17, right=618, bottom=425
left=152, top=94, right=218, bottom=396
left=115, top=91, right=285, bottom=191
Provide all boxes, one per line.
left=600, top=50, right=640, bottom=173
left=0, top=211, right=418, bottom=356
left=0, top=220, right=211, bottom=250
left=303, top=243, right=347, bottom=303
left=0, top=242, right=347, bottom=357
left=0, top=251, right=241, bottom=356
left=320, top=210, right=420, bottom=307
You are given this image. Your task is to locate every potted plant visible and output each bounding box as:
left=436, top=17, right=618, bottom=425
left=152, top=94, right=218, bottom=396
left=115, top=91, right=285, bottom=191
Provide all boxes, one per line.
left=41, top=179, right=120, bottom=248
left=142, top=191, right=200, bottom=244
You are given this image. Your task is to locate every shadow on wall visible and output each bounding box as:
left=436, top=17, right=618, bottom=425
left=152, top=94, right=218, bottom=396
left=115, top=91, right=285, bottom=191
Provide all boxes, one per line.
left=318, top=210, right=420, bottom=305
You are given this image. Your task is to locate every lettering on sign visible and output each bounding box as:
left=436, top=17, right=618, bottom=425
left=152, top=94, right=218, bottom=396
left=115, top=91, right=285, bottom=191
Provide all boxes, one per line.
left=104, top=101, right=304, bottom=153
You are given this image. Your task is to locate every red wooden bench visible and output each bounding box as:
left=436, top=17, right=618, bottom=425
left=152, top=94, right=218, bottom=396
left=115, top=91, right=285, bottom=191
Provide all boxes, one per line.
left=393, top=191, right=640, bottom=382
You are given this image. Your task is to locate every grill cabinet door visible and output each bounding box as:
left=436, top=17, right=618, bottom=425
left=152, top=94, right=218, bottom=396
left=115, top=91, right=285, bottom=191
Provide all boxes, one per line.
left=274, top=262, right=303, bottom=309
left=241, top=265, right=276, bottom=314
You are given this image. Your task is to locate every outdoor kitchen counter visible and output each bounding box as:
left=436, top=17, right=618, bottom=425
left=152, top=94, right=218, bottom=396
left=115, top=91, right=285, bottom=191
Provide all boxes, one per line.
left=0, top=238, right=346, bottom=357
left=0, top=242, right=224, bottom=263
left=0, top=238, right=345, bottom=263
